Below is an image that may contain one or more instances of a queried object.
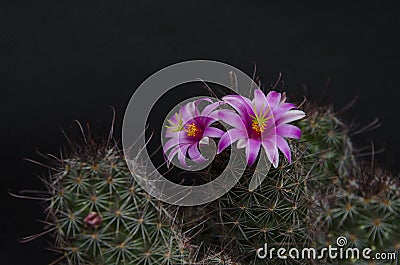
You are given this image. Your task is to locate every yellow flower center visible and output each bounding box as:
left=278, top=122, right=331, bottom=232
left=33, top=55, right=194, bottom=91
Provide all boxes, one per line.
left=252, top=120, right=267, bottom=134
left=250, top=104, right=272, bottom=134
left=249, top=104, right=272, bottom=135
left=185, top=123, right=201, bottom=137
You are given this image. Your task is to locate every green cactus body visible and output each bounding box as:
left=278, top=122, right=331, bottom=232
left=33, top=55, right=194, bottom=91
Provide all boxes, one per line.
left=322, top=167, right=400, bottom=265
left=32, top=102, right=399, bottom=265
left=47, top=145, right=187, bottom=265
left=172, top=103, right=361, bottom=264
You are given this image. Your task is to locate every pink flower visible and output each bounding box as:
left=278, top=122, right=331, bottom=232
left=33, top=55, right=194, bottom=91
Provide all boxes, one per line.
left=215, top=89, right=305, bottom=167
left=163, top=99, right=224, bottom=167
left=84, top=212, right=102, bottom=228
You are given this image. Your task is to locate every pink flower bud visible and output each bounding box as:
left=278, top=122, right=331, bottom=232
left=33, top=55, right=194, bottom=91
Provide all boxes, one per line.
left=84, top=212, right=102, bottom=228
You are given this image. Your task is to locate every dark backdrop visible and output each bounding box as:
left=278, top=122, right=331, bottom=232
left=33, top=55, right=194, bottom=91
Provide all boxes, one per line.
left=2, top=1, right=400, bottom=264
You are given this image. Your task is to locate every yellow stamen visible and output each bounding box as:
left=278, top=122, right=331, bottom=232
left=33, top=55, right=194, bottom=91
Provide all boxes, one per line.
left=185, top=123, right=201, bottom=137
left=252, top=120, right=267, bottom=134
left=249, top=104, right=272, bottom=135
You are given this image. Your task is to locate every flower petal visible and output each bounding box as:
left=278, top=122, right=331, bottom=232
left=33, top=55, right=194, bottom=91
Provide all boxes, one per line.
left=166, top=145, right=180, bottom=166
left=276, top=124, right=302, bottom=139
left=164, top=132, right=194, bottom=151
left=180, top=101, right=196, bottom=123
left=217, top=129, right=248, bottom=153
left=261, top=140, right=277, bottom=167
left=266, top=91, right=281, bottom=109
left=246, top=139, right=261, bottom=166
left=194, top=98, right=213, bottom=105
left=178, top=131, right=197, bottom=144
left=272, top=103, right=296, bottom=119
left=188, top=143, right=207, bottom=163
left=177, top=144, right=191, bottom=167
left=163, top=138, right=178, bottom=153
left=272, top=147, right=279, bottom=168
left=202, top=100, right=225, bottom=117
left=222, top=95, right=253, bottom=117
left=277, top=110, right=306, bottom=125
left=193, top=116, right=216, bottom=128
left=203, top=127, right=224, bottom=138
left=276, top=135, right=291, bottom=163
left=210, top=110, right=246, bottom=131
left=165, top=131, right=176, bottom=138
left=253, top=89, right=269, bottom=114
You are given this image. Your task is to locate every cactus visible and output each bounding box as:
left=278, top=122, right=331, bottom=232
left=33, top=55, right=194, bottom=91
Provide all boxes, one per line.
left=319, top=165, right=400, bottom=265
left=42, top=139, right=188, bottom=265
left=171, top=101, right=400, bottom=264
left=23, top=95, right=399, bottom=265
left=302, top=107, right=400, bottom=264
left=297, top=102, right=356, bottom=181
left=168, top=101, right=358, bottom=264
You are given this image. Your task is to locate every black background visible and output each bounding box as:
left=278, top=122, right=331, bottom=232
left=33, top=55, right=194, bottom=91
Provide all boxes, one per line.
left=2, top=1, right=400, bottom=264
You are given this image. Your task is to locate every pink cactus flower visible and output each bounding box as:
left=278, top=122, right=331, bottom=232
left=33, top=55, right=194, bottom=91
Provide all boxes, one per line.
left=163, top=99, right=224, bottom=166
left=215, top=89, right=305, bottom=167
